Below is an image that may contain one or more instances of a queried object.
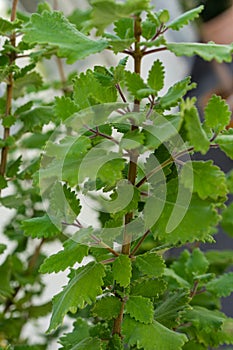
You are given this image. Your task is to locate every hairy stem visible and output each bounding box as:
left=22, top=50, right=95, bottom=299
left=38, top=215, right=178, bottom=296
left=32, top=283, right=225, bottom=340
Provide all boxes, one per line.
left=0, top=0, right=18, bottom=189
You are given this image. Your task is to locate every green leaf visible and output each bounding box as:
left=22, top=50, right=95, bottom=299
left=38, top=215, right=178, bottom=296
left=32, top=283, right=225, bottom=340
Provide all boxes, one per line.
left=227, top=169, right=233, bottom=193
left=68, top=8, right=92, bottom=33
left=142, top=19, right=157, bottom=40
left=0, top=174, right=8, bottom=190
left=114, top=18, right=134, bottom=39
left=23, top=11, right=108, bottom=64
left=6, top=156, right=22, bottom=178
left=215, top=129, right=233, bottom=159
left=22, top=215, right=60, bottom=238
left=20, top=106, right=54, bottom=132
left=147, top=59, right=165, bottom=92
left=185, top=248, right=209, bottom=278
left=112, top=255, right=132, bottom=287
left=131, top=278, right=167, bottom=298
left=27, top=302, right=52, bottom=319
left=40, top=240, right=88, bottom=273
left=92, top=296, right=122, bottom=320
left=159, top=77, right=195, bottom=109
left=183, top=306, right=225, bottom=333
left=0, top=243, right=6, bottom=254
left=120, top=129, right=145, bottom=150
left=0, top=258, right=14, bottom=298
left=153, top=179, right=220, bottom=244
left=125, top=71, right=149, bottom=100
left=221, top=202, right=233, bottom=236
left=54, top=96, right=79, bottom=121
left=135, top=252, right=165, bottom=277
left=122, top=316, right=187, bottom=350
left=204, top=94, right=231, bottom=133
left=167, top=42, right=233, bottom=63
left=154, top=290, right=190, bottom=328
left=89, top=0, right=150, bottom=34
left=13, top=72, right=43, bottom=99
left=2, top=115, right=16, bottom=128
left=181, top=98, right=210, bottom=154
left=168, top=6, right=204, bottom=31
left=181, top=161, right=227, bottom=200
left=206, top=272, right=233, bottom=297
left=0, top=17, right=22, bottom=34
left=125, top=296, right=154, bottom=324
left=48, top=262, right=105, bottom=332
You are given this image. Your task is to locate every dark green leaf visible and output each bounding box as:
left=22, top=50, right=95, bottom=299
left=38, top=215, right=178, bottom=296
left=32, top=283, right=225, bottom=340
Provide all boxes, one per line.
left=206, top=272, right=233, bottom=297
left=131, top=278, right=167, bottom=298
left=112, top=255, right=132, bottom=287
left=54, top=96, right=79, bottom=121
left=135, top=252, right=165, bottom=277
left=92, top=296, right=121, bottom=320
left=6, top=156, right=22, bottom=178
left=147, top=59, right=165, bottom=92
left=125, top=296, right=154, bottom=324
left=22, top=214, right=60, bottom=238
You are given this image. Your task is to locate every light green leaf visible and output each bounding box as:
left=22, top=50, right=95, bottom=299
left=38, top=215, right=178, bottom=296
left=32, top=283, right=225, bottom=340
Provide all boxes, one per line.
left=135, top=252, right=165, bottom=277
left=112, top=254, right=132, bottom=287
left=40, top=240, right=88, bottom=273
left=23, top=11, right=108, bottom=64
left=181, top=98, right=210, bottom=154
left=89, top=0, right=150, bottom=34
left=221, top=202, right=233, bottom=236
left=183, top=306, right=225, bottom=333
left=122, top=316, right=187, bottom=350
left=153, top=179, right=220, bottom=244
left=147, top=59, right=165, bottom=92
left=168, top=6, right=204, bottom=31
left=142, top=19, right=157, bottom=40
left=125, top=296, right=154, bottom=324
left=68, top=8, right=92, bottom=33
left=131, top=278, right=167, bottom=298
left=167, top=42, right=233, bottom=63
left=159, top=77, right=195, bottom=109
left=181, top=161, right=227, bottom=200
left=120, top=129, right=145, bottom=150
left=185, top=248, right=209, bottom=278
left=125, top=71, right=149, bottom=100
left=215, top=129, right=233, bottom=159
left=48, top=262, right=105, bottom=332
left=227, top=169, right=233, bottom=193
left=114, top=18, right=134, bottom=39
left=0, top=17, right=22, bottom=34
left=206, top=272, right=233, bottom=297
left=92, top=296, right=122, bottom=320
left=204, top=94, right=231, bottom=132
left=54, top=96, right=79, bottom=121
left=154, top=290, right=190, bottom=328
left=22, top=215, right=60, bottom=238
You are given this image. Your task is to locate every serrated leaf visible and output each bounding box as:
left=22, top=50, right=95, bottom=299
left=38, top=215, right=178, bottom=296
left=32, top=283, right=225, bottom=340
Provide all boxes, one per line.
left=6, top=156, right=22, bottom=178
left=153, top=179, right=219, bottom=245
left=21, top=214, right=60, bottom=238
left=204, top=94, right=231, bottom=133
left=48, top=262, right=105, bottom=332
left=112, top=255, right=132, bottom=287
left=181, top=98, right=210, bottom=154
left=131, top=278, right=167, bottom=298
left=181, top=161, right=227, bottom=200
left=206, top=272, right=233, bottom=297
left=125, top=71, right=149, bottom=100
left=125, top=296, right=154, bottom=324
left=114, top=18, right=134, bottom=39
left=147, top=59, right=165, bottom=92
left=154, top=290, right=190, bottom=328
left=185, top=248, right=209, bottom=279
left=13, top=71, right=43, bottom=99
left=135, top=252, right=165, bottom=277
left=40, top=240, right=88, bottom=273
left=23, top=11, right=108, bottom=64
left=89, top=0, right=150, bottom=34
left=122, top=316, right=187, bottom=350
left=159, top=77, right=195, bottom=109
left=20, top=106, right=54, bottom=132
left=168, top=6, right=204, bottom=31
left=215, top=129, right=233, bottom=159
left=183, top=306, right=225, bottom=333
left=92, top=296, right=121, bottom=320
left=54, top=96, right=79, bottom=121
left=167, top=42, right=233, bottom=63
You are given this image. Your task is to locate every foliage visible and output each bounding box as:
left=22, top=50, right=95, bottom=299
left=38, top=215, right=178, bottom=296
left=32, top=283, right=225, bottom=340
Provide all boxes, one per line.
left=0, top=1, right=233, bottom=349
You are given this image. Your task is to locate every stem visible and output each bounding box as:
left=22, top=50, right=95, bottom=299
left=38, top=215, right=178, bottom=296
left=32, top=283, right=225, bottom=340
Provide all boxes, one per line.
left=91, top=235, right=119, bottom=257
left=130, top=229, right=151, bottom=256
left=113, top=15, right=143, bottom=338
left=0, top=0, right=18, bottom=193
left=142, top=46, right=167, bottom=56
left=27, top=239, right=45, bottom=272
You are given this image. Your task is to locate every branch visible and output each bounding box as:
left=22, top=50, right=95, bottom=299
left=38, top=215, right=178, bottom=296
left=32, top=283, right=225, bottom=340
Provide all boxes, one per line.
left=130, top=229, right=151, bottom=256
left=91, top=235, right=119, bottom=257
left=142, top=46, right=167, bottom=56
